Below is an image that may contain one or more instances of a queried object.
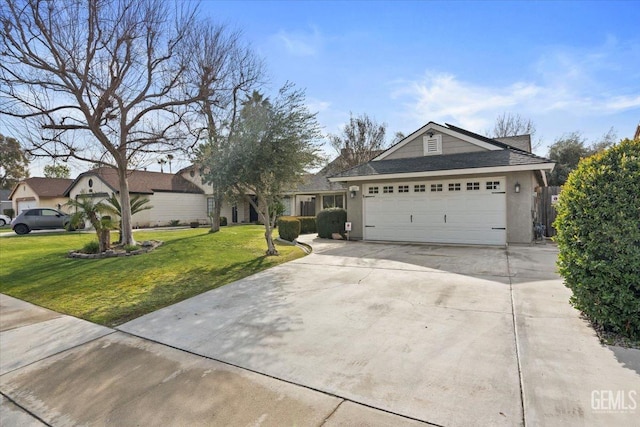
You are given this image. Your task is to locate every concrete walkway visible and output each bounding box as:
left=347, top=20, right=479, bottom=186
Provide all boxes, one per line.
left=2, top=237, right=639, bottom=426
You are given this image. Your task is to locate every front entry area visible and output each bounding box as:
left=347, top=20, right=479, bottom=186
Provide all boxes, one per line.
left=363, top=177, right=506, bottom=245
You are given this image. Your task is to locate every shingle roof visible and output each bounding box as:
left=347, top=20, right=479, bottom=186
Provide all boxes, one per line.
left=331, top=149, right=553, bottom=179
left=16, top=177, right=74, bottom=197
left=65, top=167, right=203, bottom=195
left=287, top=172, right=346, bottom=193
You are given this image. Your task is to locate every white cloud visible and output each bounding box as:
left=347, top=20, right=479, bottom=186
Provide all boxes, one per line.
left=390, top=38, right=640, bottom=137
left=272, top=27, right=323, bottom=57
left=306, top=98, right=331, bottom=113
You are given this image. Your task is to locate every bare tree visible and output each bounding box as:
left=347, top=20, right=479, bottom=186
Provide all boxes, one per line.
left=490, top=113, right=536, bottom=138
left=191, top=22, right=264, bottom=233
left=329, top=113, right=388, bottom=172
left=0, top=0, right=210, bottom=245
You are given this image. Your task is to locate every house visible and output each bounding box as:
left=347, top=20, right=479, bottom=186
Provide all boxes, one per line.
left=0, top=189, right=12, bottom=215
left=329, top=122, right=555, bottom=245
left=282, top=149, right=384, bottom=216
left=65, top=168, right=206, bottom=227
left=177, top=166, right=259, bottom=224
left=9, top=177, right=73, bottom=214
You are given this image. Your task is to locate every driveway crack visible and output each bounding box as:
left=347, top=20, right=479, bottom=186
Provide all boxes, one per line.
left=507, top=248, right=527, bottom=427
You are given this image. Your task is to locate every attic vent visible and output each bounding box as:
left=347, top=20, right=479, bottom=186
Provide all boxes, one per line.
left=423, top=134, right=442, bottom=155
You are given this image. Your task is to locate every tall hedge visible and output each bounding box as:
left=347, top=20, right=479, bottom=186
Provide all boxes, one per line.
left=554, top=138, right=640, bottom=339
left=296, top=216, right=317, bottom=234
left=317, top=208, right=347, bottom=239
left=277, top=216, right=301, bottom=242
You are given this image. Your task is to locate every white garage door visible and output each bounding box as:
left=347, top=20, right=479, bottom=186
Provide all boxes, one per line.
left=17, top=200, right=37, bottom=213
left=364, top=177, right=506, bottom=245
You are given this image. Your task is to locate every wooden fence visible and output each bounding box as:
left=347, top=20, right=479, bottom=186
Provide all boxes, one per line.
left=536, top=186, right=561, bottom=237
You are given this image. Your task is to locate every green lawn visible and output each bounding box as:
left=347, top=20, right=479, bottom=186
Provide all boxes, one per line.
left=0, top=226, right=305, bottom=326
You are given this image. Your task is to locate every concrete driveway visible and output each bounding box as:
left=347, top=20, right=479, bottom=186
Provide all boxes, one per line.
left=116, top=237, right=639, bottom=426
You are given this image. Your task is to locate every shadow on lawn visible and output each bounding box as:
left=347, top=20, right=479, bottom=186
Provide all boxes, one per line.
left=106, top=256, right=272, bottom=326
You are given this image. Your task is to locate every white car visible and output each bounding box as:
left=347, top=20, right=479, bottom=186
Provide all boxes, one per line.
left=0, top=214, right=11, bottom=226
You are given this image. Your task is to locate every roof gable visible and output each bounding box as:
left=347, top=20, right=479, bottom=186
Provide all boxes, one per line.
left=374, top=122, right=503, bottom=161
left=65, top=168, right=204, bottom=196
left=9, top=177, right=73, bottom=200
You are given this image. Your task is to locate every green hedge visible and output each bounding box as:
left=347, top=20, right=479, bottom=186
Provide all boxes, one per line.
left=296, top=216, right=316, bottom=234
left=317, top=208, right=347, bottom=239
left=554, top=138, right=640, bottom=340
left=220, top=216, right=228, bottom=226
left=278, top=216, right=301, bottom=242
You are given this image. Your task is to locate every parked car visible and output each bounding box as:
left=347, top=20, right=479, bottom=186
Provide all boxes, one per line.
left=11, top=208, right=84, bottom=235
left=0, top=214, right=11, bottom=226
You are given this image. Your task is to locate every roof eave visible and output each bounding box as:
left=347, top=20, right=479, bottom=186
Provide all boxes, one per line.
left=328, top=162, right=557, bottom=182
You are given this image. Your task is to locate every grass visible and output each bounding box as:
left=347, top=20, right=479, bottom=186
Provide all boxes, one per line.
left=0, top=226, right=305, bottom=326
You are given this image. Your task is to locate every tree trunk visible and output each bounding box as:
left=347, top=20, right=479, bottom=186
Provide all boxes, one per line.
left=117, top=168, right=135, bottom=245
left=99, top=229, right=111, bottom=252
left=251, top=195, right=278, bottom=256
left=209, top=193, right=223, bottom=233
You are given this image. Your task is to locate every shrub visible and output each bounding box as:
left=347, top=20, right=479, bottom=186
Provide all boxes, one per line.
left=554, top=138, right=640, bottom=340
left=296, top=216, right=316, bottom=234
left=124, top=244, right=140, bottom=253
left=169, top=219, right=180, bottom=227
left=3, top=208, right=14, bottom=219
left=317, top=208, right=347, bottom=239
left=81, top=241, right=100, bottom=254
left=277, top=216, right=301, bottom=242
left=220, top=216, right=228, bottom=226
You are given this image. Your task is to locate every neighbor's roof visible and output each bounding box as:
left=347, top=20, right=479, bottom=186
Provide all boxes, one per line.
left=0, top=189, right=11, bottom=201
left=330, top=149, right=554, bottom=180
left=64, top=167, right=203, bottom=196
left=9, top=177, right=73, bottom=199
left=287, top=172, right=346, bottom=194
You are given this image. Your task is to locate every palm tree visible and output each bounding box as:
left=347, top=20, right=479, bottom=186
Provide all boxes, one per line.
left=66, top=196, right=117, bottom=253
left=104, top=193, right=152, bottom=244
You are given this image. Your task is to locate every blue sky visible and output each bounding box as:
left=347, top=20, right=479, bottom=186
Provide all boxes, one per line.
left=199, top=0, right=640, bottom=157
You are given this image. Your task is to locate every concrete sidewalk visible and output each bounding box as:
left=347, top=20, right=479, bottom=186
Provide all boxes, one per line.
left=0, top=294, right=428, bottom=426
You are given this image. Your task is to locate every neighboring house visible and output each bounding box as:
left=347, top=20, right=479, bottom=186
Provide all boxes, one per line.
left=283, top=150, right=384, bottom=216
left=9, top=177, right=73, bottom=214
left=177, top=166, right=259, bottom=224
left=329, top=121, right=555, bottom=245
left=65, top=168, right=206, bottom=227
left=0, top=189, right=12, bottom=215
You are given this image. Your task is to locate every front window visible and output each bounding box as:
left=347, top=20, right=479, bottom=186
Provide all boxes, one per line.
left=322, top=194, right=344, bottom=209
left=207, top=197, right=215, bottom=215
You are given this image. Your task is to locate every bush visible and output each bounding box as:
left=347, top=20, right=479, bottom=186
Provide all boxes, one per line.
left=220, top=216, right=228, bottom=226
left=169, top=219, right=180, bottom=226
left=124, top=244, right=140, bottom=253
left=296, top=216, right=316, bottom=234
left=277, top=216, right=301, bottom=242
left=317, top=208, right=347, bottom=239
left=554, top=139, right=640, bottom=340
left=3, top=208, right=14, bottom=219
left=81, top=241, right=100, bottom=254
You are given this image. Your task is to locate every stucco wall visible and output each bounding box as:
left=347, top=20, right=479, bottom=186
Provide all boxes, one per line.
left=148, top=192, right=207, bottom=226
left=506, top=171, right=536, bottom=243
left=12, top=182, right=38, bottom=213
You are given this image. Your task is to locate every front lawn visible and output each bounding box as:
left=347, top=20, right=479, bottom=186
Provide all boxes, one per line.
left=0, top=226, right=305, bottom=326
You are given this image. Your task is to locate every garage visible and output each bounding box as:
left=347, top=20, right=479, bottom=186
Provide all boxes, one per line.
left=363, top=177, right=506, bottom=245
left=16, top=199, right=37, bottom=214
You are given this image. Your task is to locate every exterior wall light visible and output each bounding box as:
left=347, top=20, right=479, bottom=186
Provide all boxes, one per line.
left=515, top=182, right=521, bottom=193
left=349, top=185, right=359, bottom=199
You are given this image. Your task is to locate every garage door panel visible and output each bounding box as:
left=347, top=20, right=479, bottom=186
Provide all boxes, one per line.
left=364, top=178, right=506, bottom=245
